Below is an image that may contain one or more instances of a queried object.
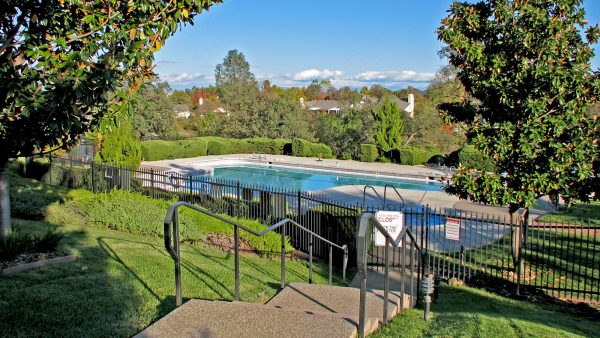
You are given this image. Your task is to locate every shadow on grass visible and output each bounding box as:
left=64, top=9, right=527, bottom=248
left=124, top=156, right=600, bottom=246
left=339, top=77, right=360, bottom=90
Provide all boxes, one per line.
left=0, top=220, right=150, bottom=338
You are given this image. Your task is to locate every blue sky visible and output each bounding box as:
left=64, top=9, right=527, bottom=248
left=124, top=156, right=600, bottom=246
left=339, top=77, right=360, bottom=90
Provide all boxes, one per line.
left=155, top=0, right=600, bottom=90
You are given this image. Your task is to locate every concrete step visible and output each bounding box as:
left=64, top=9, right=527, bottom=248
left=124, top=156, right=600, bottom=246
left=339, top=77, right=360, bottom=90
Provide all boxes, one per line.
left=266, top=282, right=413, bottom=325
left=134, top=299, right=357, bottom=338
left=233, top=301, right=380, bottom=336
left=350, top=268, right=418, bottom=305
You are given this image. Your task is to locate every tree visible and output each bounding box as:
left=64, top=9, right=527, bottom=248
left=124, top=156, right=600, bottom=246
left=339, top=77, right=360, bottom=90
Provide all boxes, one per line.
left=315, top=108, right=375, bottom=159
left=373, top=100, right=404, bottom=153
left=215, top=50, right=255, bottom=86
left=0, top=0, right=221, bottom=238
left=95, top=122, right=142, bottom=168
left=131, top=82, right=177, bottom=139
left=438, top=0, right=600, bottom=214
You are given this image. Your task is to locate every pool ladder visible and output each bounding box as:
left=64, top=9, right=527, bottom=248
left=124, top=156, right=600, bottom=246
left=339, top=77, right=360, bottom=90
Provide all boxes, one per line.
left=362, top=184, right=405, bottom=210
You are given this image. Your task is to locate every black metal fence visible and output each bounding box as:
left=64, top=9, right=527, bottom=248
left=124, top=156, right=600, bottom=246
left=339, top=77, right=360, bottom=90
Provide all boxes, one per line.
left=365, top=206, right=600, bottom=302
left=45, top=157, right=360, bottom=267
left=44, top=156, right=600, bottom=302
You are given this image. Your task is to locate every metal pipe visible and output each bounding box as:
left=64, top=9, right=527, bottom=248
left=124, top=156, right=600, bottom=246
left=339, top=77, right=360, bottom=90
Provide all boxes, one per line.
left=309, top=237, right=313, bottom=284
left=329, top=245, right=333, bottom=285
left=383, top=237, right=389, bottom=324
left=343, top=245, right=348, bottom=281
left=401, top=237, right=405, bottom=310
left=234, top=224, right=240, bottom=301
left=281, top=223, right=286, bottom=289
left=359, top=274, right=367, bottom=338
left=410, top=242, right=415, bottom=305
left=174, top=211, right=182, bottom=306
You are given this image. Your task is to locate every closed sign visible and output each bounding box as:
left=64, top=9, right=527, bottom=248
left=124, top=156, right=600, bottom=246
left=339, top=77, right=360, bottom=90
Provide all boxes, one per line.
left=374, top=211, right=403, bottom=247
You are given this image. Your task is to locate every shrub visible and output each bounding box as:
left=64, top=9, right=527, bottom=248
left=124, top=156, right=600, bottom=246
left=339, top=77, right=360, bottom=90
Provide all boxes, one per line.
left=73, top=190, right=290, bottom=253
left=0, top=228, right=32, bottom=261
left=458, top=145, right=496, bottom=172
left=205, top=137, right=236, bottom=155
left=10, top=175, right=68, bottom=220
left=32, top=227, right=65, bottom=253
left=291, top=138, right=334, bottom=158
left=141, top=138, right=208, bottom=161
left=359, top=144, right=378, bottom=162
left=95, top=123, right=142, bottom=168
left=427, top=154, right=445, bottom=166
left=395, top=147, right=440, bottom=165
left=246, top=138, right=289, bottom=155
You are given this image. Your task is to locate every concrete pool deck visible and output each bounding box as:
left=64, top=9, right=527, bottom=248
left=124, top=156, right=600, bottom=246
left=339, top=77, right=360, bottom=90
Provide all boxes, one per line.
left=143, top=154, right=555, bottom=219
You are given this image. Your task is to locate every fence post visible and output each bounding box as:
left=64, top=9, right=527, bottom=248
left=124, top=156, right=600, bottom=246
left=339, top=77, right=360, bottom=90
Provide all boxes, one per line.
left=297, top=190, right=301, bottom=216
left=236, top=181, right=241, bottom=218
left=91, top=161, right=95, bottom=193
left=150, top=169, right=155, bottom=190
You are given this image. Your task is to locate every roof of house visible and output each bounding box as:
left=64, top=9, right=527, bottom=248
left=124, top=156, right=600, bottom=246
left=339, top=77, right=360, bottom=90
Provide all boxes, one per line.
left=303, top=100, right=341, bottom=112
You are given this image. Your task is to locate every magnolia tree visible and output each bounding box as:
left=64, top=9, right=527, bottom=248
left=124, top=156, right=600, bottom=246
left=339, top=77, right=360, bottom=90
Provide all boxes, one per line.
left=0, top=0, right=222, bottom=238
left=438, top=0, right=600, bottom=215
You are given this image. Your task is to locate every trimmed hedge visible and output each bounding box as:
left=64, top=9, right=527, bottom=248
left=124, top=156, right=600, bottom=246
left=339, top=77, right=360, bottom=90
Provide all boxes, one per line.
left=246, top=138, right=289, bottom=155
left=359, top=144, right=378, bottom=162
left=291, top=138, right=334, bottom=159
left=141, top=138, right=207, bottom=161
left=395, top=147, right=440, bottom=165
left=458, top=145, right=496, bottom=172
left=142, top=137, right=326, bottom=161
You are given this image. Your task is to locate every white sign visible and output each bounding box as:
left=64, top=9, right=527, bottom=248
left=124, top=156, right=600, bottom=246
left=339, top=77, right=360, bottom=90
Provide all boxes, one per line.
left=374, top=211, right=403, bottom=247
left=445, top=217, right=461, bottom=241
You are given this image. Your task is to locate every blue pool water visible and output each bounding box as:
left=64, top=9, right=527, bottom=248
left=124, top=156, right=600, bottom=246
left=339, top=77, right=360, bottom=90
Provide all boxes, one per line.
left=203, top=165, right=442, bottom=192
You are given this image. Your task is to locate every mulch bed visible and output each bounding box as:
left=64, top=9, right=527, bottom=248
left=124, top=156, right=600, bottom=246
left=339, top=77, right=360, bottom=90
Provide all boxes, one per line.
left=204, top=233, right=255, bottom=253
left=0, top=251, right=69, bottom=270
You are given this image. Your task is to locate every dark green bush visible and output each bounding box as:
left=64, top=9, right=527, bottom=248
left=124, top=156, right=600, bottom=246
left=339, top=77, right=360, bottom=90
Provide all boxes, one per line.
left=0, top=228, right=32, bottom=261
left=74, top=190, right=290, bottom=253
left=395, top=147, right=440, bottom=165
left=291, top=138, right=334, bottom=158
left=141, top=138, right=208, bottom=161
left=359, top=144, right=378, bottom=162
left=246, top=138, right=289, bottom=155
left=428, top=154, right=445, bottom=166
left=205, top=137, right=237, bottom=155
left=32, top=227, right=65, bottom=253
left=0, top=226, right=64, bottom=261
left=458, top=145, right=496, bottom=172
left=10, top=175, right=68, bottom=220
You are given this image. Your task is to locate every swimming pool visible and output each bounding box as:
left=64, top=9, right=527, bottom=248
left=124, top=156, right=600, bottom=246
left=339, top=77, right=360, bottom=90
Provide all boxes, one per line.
left=198, top=164, right=442, bottom=192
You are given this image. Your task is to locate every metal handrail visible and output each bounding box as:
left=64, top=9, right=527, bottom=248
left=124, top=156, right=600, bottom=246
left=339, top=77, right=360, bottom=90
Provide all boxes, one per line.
left=383, top=184, right=405, bottom=209
left=356, top=212, right=423, bottom=338
left=164, top=201, right=349, bottom=306
left=362, top=185, right=384, bottom=208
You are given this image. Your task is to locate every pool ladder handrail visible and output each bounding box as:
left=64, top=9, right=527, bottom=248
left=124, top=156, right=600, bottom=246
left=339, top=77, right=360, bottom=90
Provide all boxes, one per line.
left=362, top=184, right=406, bottom=210
left=164, top=201, right=349, bottom=306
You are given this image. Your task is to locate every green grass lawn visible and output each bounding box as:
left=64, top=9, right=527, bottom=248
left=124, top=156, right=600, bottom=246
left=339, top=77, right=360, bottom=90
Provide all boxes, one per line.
left=372, top=284, right=600, bottom=337
left=538, top=201, right=600, bottom=226
left=0, top=212, right=338, bottom=337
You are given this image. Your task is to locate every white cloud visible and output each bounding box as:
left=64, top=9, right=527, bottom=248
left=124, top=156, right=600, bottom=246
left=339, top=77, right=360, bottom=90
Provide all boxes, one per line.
left=291, top=69, right=344, bottom=81
left=353, top=70, right=435, bottom=83
left=158, top=68, right=436, bottom=90
left=159, top=72, right=211, bottom=84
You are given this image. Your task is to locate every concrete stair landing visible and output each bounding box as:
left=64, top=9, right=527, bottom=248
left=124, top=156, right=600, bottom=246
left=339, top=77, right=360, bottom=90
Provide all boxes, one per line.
left=135, top=282, right=414, bottom=338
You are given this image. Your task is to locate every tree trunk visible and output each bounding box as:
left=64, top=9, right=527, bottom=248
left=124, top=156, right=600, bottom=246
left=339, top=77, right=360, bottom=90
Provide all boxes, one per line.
left=0, top=158, right=11, bottom=239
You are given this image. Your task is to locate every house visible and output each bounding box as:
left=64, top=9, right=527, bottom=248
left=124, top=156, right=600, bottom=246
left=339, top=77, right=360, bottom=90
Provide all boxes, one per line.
left=300, top=98, right=341, bottom=114
left=300, top=94, right=415, bottom=117
left=387, top=94, right=415, bottom=118
left=174, top=104, right=192, bottom=118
